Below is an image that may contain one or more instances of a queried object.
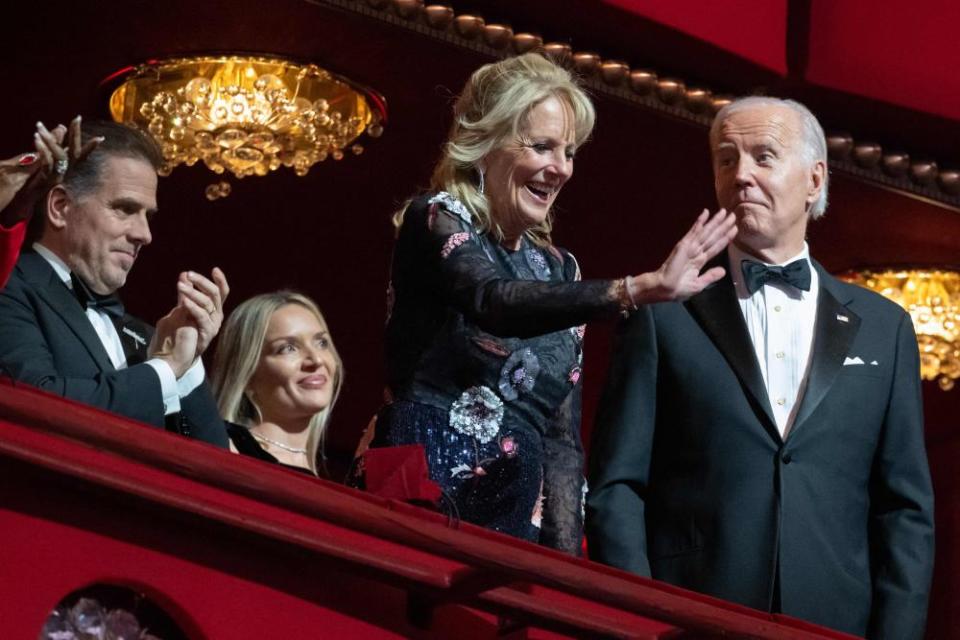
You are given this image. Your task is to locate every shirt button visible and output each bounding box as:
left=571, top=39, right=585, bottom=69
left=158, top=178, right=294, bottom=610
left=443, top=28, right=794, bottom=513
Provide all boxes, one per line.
left=774, top=305, right=782, bottom=312
left=776, top=351, right=785, bottom=359
left=776, top=397, right=786, bottom=406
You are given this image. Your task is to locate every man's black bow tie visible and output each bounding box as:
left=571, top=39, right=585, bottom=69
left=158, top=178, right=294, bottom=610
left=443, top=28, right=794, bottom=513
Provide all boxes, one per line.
left=71, top=272, right=125, bottom=318
left=741, top=259, right=812, bottom=295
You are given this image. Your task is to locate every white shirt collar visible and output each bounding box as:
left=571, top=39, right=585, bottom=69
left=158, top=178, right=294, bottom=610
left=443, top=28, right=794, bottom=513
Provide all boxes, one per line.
left=32, top=242, right=73, bottom=285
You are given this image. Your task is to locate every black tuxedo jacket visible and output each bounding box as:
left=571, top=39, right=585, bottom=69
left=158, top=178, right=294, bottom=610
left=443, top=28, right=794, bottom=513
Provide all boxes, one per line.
left=586, top=257, right=934, bottom=639
left=0, top=251, right=227, bottom=447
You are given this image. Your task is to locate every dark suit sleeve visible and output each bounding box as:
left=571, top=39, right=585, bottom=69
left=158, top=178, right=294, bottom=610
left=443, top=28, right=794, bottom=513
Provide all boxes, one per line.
left=540, top=381, right=586, bottom=555
left=401, top=198, right=621, bottom=338
left=867, top=313, right=935, bottom=640
left=585, top=305, right=659, bottom=575
left=0, top=276, right=167, bottom=425
left=179, top=380, right=229, bottom=448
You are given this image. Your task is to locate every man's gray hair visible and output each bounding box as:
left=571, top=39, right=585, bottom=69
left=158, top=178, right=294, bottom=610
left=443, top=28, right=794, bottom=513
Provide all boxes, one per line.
left=710, top=96, right=829, bottom=219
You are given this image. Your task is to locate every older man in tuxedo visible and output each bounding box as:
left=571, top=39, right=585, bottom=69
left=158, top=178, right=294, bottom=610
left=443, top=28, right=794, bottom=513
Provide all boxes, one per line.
left=0, top=119, right=228, bottom=446
left=586, top=97, right=934, bottom=638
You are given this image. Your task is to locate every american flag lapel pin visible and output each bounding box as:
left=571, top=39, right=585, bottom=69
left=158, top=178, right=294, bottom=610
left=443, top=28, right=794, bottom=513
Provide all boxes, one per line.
left=837, top=314, right=849, bottom=323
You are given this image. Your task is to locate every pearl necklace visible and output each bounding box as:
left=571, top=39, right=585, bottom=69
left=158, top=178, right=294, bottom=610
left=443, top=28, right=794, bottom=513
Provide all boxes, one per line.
left=250, top=431, right=307, bottom=455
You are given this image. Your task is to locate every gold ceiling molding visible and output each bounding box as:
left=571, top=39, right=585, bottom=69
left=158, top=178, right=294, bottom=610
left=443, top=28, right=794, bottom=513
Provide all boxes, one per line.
left=307, top=0, right=960, bottom=212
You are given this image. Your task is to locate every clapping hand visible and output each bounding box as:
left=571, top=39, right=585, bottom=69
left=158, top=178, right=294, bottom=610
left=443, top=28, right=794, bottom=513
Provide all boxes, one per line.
left=1, top=116, right=102, bottom=221
left=176, top=267, right=230, bottom=357
left=150, top=306, right=200, bottom=379
left=149, top=268, right=230, bottom=378
left=0, top=116, right=103, bottom=225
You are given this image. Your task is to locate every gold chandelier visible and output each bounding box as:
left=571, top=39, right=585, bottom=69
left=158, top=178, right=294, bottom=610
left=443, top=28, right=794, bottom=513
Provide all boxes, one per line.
left=843, top=269, right=960, bottom=390
left=107, top=56, right=385, bottom=197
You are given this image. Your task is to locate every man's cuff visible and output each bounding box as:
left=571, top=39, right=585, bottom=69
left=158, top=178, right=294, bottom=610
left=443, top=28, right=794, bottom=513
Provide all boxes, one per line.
left=177, top=358, right=205, bottom=397
left=145, top=359, right=181, bottom=415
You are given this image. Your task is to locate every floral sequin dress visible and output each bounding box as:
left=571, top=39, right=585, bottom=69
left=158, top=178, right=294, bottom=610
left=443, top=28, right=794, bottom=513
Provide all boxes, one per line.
left=379, top=192, right=622, bottom=553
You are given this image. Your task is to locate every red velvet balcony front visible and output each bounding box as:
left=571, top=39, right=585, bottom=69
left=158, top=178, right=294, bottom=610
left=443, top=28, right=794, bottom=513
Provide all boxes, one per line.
left=0, top=382, right=858, bottom=639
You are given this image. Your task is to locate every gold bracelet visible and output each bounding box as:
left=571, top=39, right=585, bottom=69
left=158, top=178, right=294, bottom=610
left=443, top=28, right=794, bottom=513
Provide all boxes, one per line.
left=614, top=276, right=638, bottom=315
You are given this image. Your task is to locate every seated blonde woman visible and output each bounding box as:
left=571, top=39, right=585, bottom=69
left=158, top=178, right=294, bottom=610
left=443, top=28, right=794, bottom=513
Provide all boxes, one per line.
left=212, top=291, right=342, bottom=476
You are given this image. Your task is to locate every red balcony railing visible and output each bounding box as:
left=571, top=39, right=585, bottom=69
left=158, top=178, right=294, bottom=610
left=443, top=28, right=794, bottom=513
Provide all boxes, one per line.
left=0, top=382, right=857, bottom=639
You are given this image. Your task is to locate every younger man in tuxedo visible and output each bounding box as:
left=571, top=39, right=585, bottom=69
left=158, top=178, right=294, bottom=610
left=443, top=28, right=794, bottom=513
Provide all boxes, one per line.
left=586, top=97, right=934, bottom=639
left=0, top=119, right=229, bottom=446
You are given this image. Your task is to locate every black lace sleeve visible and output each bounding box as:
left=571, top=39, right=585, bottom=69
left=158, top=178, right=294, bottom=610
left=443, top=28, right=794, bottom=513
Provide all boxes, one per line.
left=539, top=381, right=585, bottom=555
left=396, top=195, right=621, bottom=338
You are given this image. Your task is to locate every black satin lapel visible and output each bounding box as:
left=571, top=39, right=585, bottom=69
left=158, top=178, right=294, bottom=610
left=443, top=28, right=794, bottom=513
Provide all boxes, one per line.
left=685, top=275, right=779, bottom=435
left=791, top=275, right=861, bottom=433
left=27, top=259, right=116, bottom=373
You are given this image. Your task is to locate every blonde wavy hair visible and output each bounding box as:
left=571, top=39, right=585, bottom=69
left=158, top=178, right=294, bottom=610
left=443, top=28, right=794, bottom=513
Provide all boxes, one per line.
left=211, top=291, right=343, bottom=476
left=395, top=52, right=596, bottom=246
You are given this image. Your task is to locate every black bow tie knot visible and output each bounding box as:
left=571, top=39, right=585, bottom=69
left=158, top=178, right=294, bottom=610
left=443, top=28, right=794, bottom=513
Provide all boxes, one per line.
left=71, top=272, right=125, bottom=318
left=741, top=259, right=812, bottom=295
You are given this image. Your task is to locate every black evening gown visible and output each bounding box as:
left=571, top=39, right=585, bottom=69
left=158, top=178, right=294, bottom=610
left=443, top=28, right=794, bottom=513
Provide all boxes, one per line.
left=227, top=422, right=317, bottom=476
left=378, top=192, right=622, bottom=553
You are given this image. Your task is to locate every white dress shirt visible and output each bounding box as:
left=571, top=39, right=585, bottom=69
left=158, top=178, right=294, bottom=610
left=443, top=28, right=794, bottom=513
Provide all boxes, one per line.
left=728, top=242, right=819, bottom=439
left=33, top=243, right=204, bottom=415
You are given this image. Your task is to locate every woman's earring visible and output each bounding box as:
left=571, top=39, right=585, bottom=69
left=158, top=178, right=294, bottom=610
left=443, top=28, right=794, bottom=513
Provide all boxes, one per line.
left=476, top=167, right=485, bottom=196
